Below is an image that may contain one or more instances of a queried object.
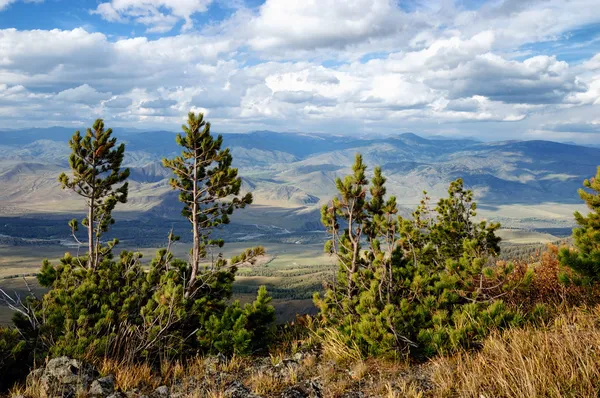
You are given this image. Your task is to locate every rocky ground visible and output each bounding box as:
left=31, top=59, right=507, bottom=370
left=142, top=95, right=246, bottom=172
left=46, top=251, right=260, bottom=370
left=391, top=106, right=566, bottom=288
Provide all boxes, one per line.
left=8, top=352, right=433, bottom=398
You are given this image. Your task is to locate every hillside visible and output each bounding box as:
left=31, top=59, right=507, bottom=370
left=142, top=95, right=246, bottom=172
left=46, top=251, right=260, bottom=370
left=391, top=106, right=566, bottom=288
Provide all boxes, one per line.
left=0, top=129, right=596, bottom=235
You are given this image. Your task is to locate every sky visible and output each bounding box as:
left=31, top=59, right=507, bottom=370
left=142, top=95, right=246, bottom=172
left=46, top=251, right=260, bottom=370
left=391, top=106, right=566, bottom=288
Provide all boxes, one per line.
left=0, top=0, right=599, bottom=143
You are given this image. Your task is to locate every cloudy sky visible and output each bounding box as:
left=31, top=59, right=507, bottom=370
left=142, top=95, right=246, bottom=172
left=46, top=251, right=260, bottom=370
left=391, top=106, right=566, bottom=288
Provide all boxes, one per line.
left=0, top=0, right=599, bottom=143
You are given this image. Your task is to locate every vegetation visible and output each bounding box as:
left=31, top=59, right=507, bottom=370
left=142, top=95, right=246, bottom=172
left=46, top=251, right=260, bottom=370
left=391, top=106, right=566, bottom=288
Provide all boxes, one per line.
left=0, top=327, right=27, bottom=391
left=1, top=118, right=600, bottom=396
left=1, top=113, right=276, bottom=381
left=57, top=119, right=129, bottom=269
left=559, top=166, right=600, bottom=281
left=315, top=155, right=525, bottom=357
left=162, top=112, right=252, bottom=298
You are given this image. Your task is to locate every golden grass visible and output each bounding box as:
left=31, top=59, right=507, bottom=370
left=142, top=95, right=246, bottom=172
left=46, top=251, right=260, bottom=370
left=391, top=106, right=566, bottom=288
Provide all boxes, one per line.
left=245, top=371, right=281, bottom=396
left=318, top=327, right=362, bottom=365
left=430, top=306, right=600, bottom=398
left=8, top=306, right=600, bottom=397
left=97, top=358, right=159, bottom=391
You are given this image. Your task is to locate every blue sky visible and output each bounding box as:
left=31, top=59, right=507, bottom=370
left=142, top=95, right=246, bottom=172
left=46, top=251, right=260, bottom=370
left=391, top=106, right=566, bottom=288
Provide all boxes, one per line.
left=0, top=0, right=599, bottom=143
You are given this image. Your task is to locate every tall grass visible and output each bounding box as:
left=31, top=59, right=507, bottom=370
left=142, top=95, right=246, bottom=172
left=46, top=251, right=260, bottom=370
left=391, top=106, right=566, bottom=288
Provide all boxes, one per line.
left=431, top=306, right=600, bottom=397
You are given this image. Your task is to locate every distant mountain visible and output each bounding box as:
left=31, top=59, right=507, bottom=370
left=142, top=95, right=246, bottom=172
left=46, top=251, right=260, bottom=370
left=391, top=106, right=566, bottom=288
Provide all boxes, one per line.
left=0, top=128, right=597, bottom=231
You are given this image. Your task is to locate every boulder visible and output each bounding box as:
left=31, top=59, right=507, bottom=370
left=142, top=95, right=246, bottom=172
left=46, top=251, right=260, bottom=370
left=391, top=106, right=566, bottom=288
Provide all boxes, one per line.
left=224, top=381, right=261, bottom=398
left=39, top=357, right=98, bottom=398
left=89, top=375, right=116, bottom=397
left=281, top=381, right=322, bottom=398
left=150, top=385, right=170, bottom=398
left=106, top=393, right=126, bottom=398
left=281, top=386, right=308, bottom=398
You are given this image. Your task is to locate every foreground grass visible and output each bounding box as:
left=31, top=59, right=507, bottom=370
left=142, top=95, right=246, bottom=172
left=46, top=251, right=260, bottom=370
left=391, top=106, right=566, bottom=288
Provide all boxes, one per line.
left=429, top=306, right=600, bottom=398
left=9, top=306, right=600, bottom=397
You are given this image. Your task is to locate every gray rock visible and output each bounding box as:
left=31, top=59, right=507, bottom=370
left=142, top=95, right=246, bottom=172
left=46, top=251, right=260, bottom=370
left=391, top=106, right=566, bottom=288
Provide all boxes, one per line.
left=281, top=386, right=308, bottom=398
left=224, top=380, right=261, bottom=398
left=89, top=375, right=116, bottom=396
left=40, top=356, right=98, bottom=398
left=150, top=385, right=170, bottom=398
left=281, top=381, right=322, bottom=398
left=340, top=392, right=364, bottom=398
left=106, top=393, right=126, bottom=398
left=26, top=367, right=44, bottom=386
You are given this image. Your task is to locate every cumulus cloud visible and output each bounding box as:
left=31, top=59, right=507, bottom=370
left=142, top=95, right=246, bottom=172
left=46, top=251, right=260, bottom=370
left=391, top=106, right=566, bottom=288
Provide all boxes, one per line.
left=0, top=0, right=42, bottom=11
left=103, top=96, right=133, bottom=108
left=141, top=98, right=178, bottom=109
left=55, top=84, right=112, bottom=105
left=1, top=0, right=600, bottom=140
left=247, top=0, right=408, bottom=52
left=93, top=0, right=214, bottom=32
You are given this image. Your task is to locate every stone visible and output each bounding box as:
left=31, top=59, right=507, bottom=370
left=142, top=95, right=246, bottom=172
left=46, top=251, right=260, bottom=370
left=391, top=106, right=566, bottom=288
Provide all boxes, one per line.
left=281, top=381, right=322, bottom=398
left=340, top=392, right=364, bottom=398
left=26, top=367, right=44, bottom=386
left=281, top=386, right=308, bottom=398
left=150, top=385, right=170, bottom=398
left=89, top=375, right=116, bottom=397
left=106, top=393, right=126, bottom=398
left=40, top=356, right=98, bottom=398
left=224, top=380, right=261, bottom=398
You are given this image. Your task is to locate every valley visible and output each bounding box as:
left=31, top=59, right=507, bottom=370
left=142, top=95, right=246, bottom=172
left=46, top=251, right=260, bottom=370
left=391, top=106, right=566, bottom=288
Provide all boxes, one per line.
left=0, top=128, right=595, bottom=324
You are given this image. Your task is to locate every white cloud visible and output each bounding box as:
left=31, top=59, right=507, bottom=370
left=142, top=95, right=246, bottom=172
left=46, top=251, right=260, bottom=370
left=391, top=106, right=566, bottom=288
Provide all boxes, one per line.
left=93, top=0, right=214, bottom=32
left=0, top=0, right=42, bottom=12
left=247, top=0, right=408, bottom=52
left=1, top=0, right=600, bottom=140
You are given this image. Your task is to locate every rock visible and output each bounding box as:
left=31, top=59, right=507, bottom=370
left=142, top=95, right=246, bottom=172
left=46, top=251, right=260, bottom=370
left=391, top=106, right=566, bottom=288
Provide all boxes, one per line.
left=224, top=380, right=261, bottom=398
left=40, top=356, right=98, bottom=398
left=150, top=385, right=170, bottom=398
left=89, top=375, right=116, bottom=396
left=281, top=386, right=308, bottom=398
left=26, top=367, right=44, bottom=386
left=106, top=393, right=126, bottom=398
left=281, top=381, right=322, bottom=398
left=340, top=392, right=364, bottom=398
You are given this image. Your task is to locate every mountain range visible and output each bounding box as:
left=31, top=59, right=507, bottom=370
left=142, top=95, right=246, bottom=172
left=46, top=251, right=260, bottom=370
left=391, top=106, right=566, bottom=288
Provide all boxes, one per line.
left=0, top=127, right=598, bottom=234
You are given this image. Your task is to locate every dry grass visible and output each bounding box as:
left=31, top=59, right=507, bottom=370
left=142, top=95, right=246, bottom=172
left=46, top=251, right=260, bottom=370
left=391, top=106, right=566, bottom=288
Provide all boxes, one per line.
left=430, top=306, right=600, bottom=398
left=9, top=306, right=600, bottom=397
left=245, top=371, right=281, bottom=396
left=97, top=358, right=159, bottom=391
left=318, top=327, right=362, bottom=365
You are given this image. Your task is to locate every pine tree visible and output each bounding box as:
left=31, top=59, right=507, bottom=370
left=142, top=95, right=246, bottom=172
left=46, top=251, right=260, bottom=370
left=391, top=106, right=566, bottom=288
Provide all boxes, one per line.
left=162, top=112, right=252, bottom=296
left=560, top=166, right=600, bottom=280
left=316, top=155, right=524, bottom=358
left=58, top=119, right=129, bottom=269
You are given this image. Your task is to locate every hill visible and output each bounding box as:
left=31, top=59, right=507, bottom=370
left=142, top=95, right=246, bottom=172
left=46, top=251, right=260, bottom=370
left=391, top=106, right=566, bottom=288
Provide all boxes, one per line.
left=0, top=129, right=596, bottom=237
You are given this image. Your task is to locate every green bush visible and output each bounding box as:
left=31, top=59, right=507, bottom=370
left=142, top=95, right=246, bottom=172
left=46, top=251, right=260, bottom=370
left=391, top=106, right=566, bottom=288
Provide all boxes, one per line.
left=0, top=327, right=28, bottom=390
left=33, top=247, right=274, bottom=363
left=315, top=154, right=527, bottom=358
left=16, top=112, right=276, bottom=365
left=559, top=166, right=600, bottom=281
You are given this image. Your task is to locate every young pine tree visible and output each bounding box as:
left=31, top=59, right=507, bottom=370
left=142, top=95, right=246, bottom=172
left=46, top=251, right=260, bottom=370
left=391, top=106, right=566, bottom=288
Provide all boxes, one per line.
left=560, top=166, right=600, bottom=280
left=58, top=119, right=129, bottom=269
left=316, top=155, right=523, bottom=358
left=162, top=112, right=252, bottom=297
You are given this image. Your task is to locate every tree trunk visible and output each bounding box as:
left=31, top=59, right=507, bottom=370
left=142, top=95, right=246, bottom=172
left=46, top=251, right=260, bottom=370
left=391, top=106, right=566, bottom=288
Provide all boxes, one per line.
left=88, top=198, right=94, bottom=269
left=188, top=153, right=199, bottom=296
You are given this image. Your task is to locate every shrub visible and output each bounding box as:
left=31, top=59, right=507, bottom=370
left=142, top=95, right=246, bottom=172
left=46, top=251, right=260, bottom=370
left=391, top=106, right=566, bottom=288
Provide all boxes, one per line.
left=559, top=166, right=600, bottom=281
left=315, top=155, right=526, bottom=358
left=0, top=327, right=28, bottom=390
left=495, top=244, right=600, bottom=313
left=17, top=112, right=276, bottom=365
